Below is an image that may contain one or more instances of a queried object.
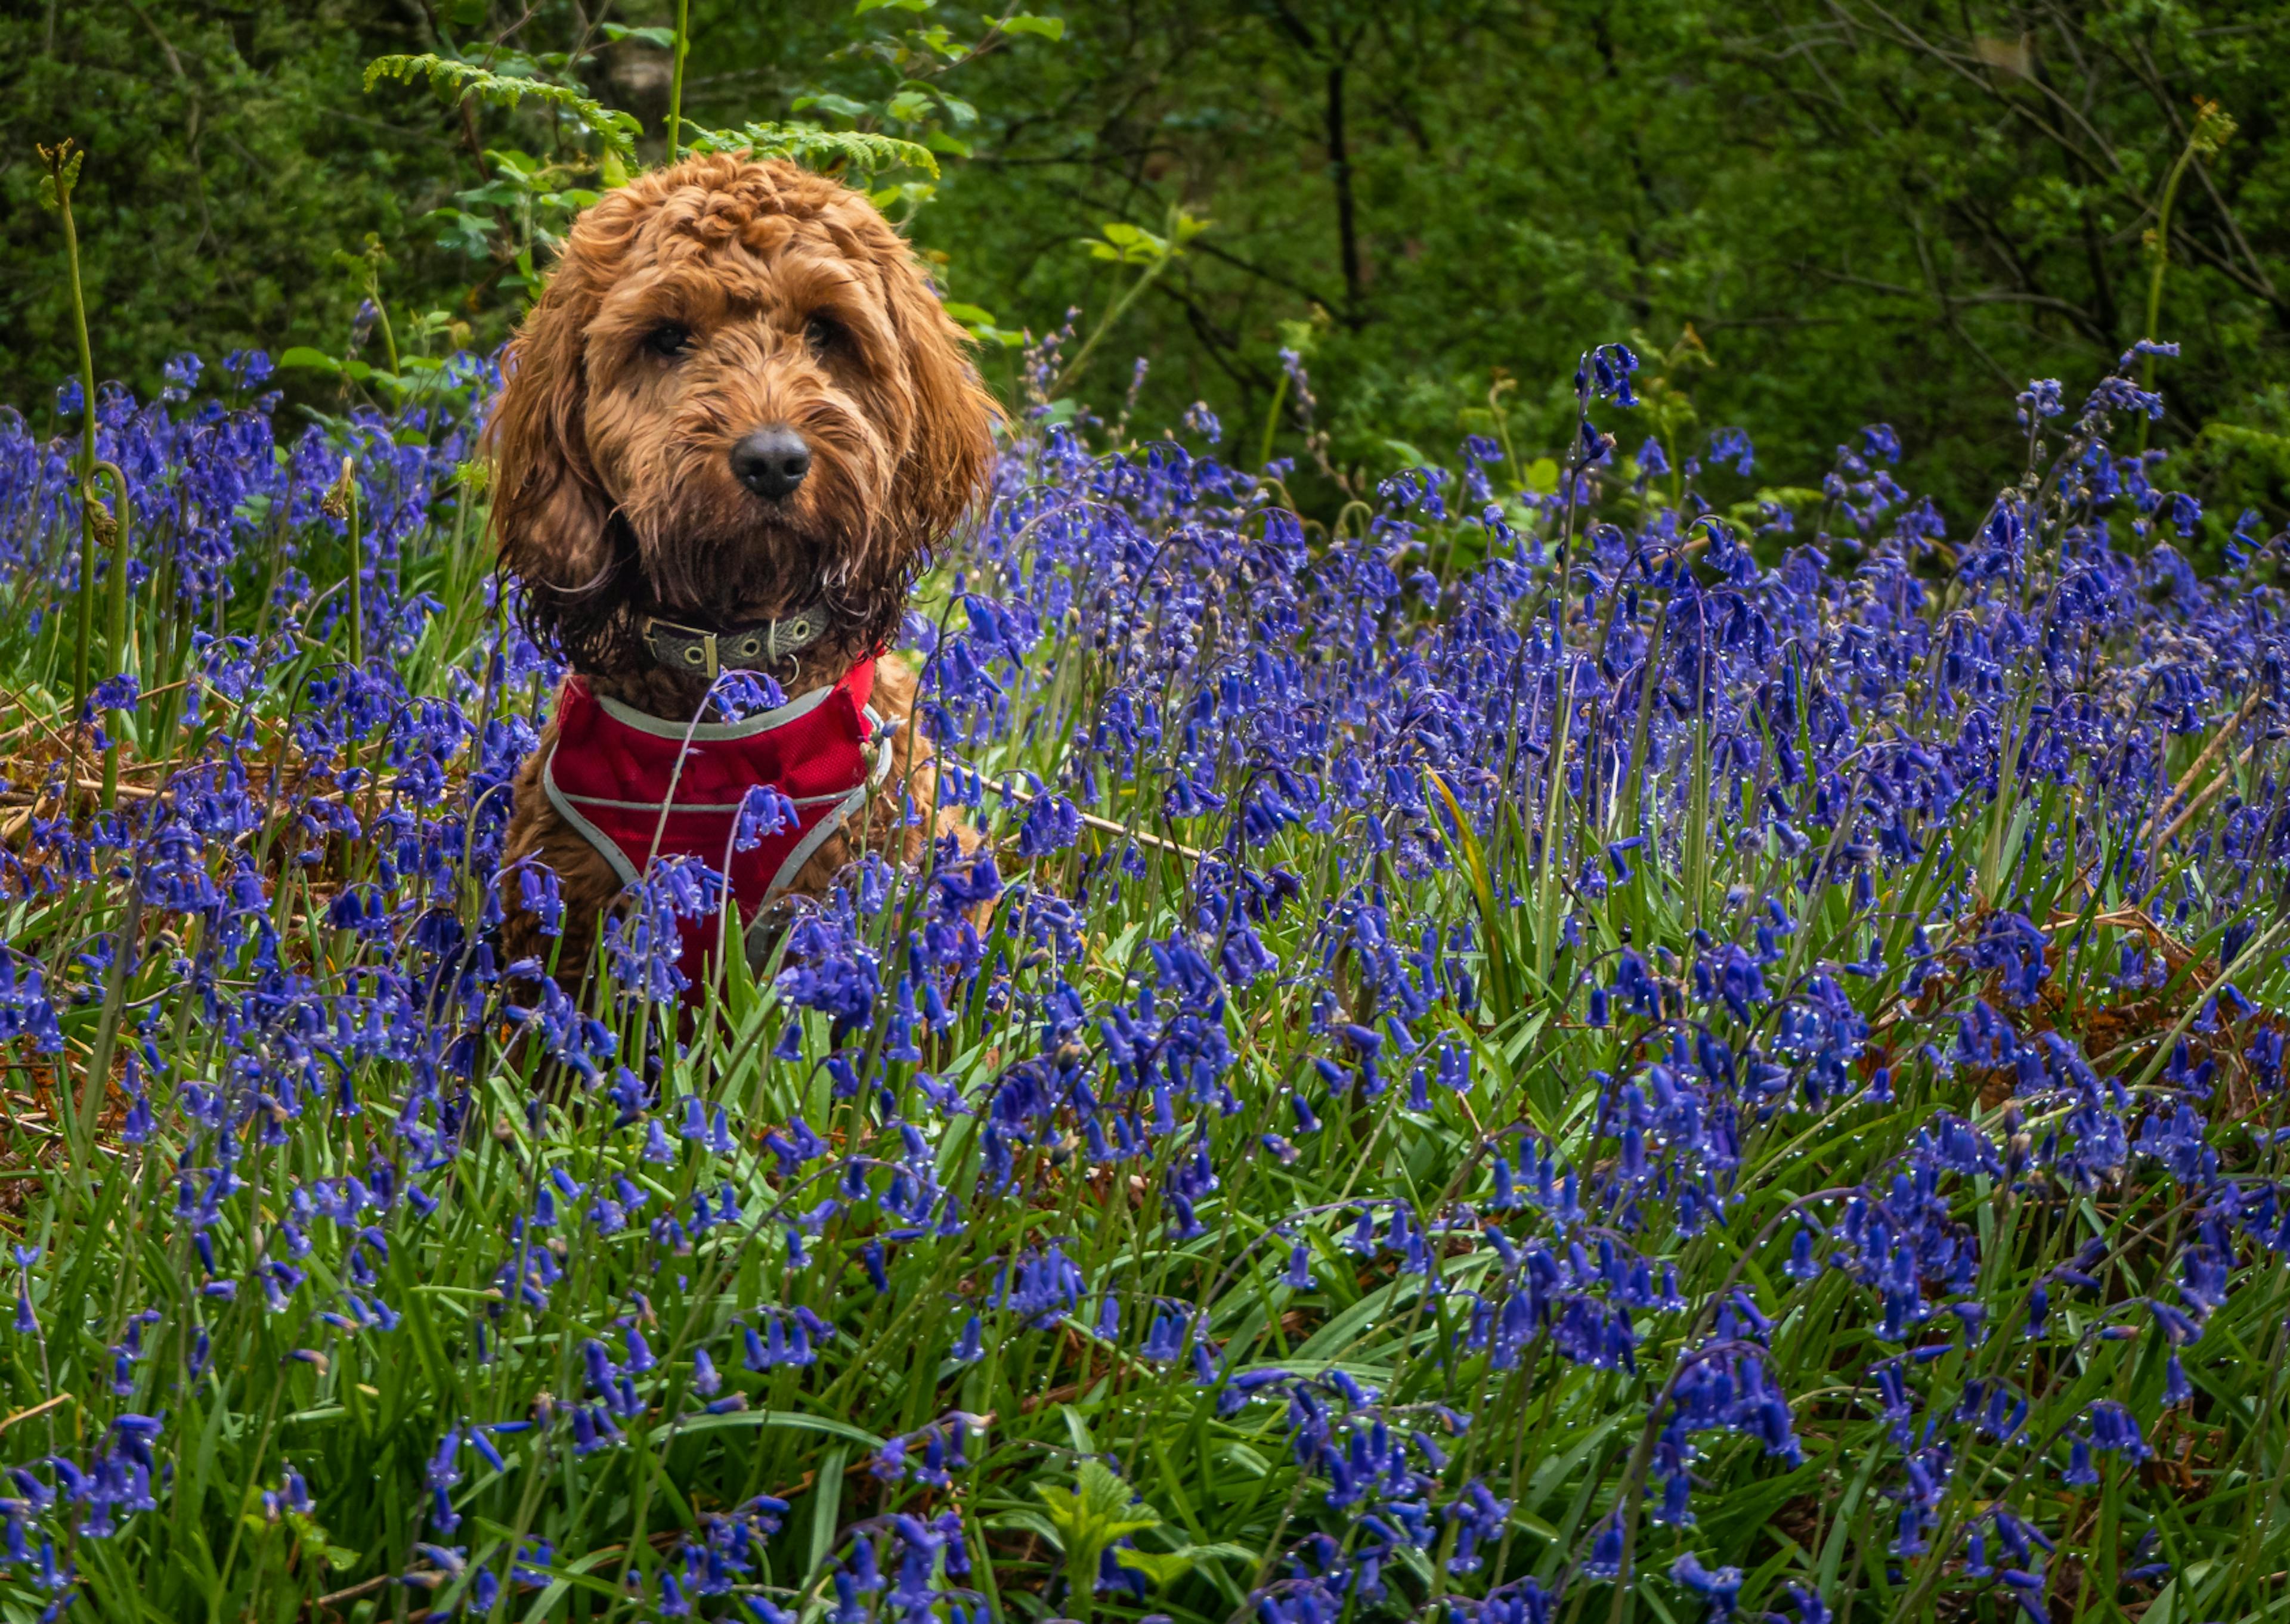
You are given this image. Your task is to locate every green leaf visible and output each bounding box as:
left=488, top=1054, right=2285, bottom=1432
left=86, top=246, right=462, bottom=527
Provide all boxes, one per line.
left=1001, top=13, right=1065, bottom=39
left=1034, top=1459, right=1162, bottom=1552
left=807, top=1446, right=850, bottom=1580
left=916, top=23, right=964, bottom=58
left=598, top=23, right=677, bottom=47
left=1183, top=1542, right=1258, bottom=1563
left=886, top=89, right=936, bottom=123
left=1082, top=225, right=1163, bottom=263
left=423, top=207, right=498, bottom=259
left=36, top=147, right=84, bottom=213
left=941, top=302, right=999, bottom=326
left=1077, top=213, right=1200, bottom=266
left=869, top=180, right=940, bottom=209
left=1113, top=1548, right=1192, bottom=1586
left=276, top=347, right=344, bottom=375
left=793, top=92, right=872, bottom=120
left=667, top=1409, right=885, bottom=1449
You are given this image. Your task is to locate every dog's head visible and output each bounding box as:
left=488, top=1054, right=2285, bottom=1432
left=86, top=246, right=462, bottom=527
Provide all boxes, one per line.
left=487, top=155, right=995, bottom=671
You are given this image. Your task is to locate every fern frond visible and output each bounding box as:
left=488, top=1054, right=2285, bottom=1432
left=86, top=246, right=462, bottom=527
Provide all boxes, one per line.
left=364, top=54, right=642, bottom=165
left=683, top=121, right=939, bottom=179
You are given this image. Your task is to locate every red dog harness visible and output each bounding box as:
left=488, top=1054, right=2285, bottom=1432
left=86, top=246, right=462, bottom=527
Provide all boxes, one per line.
left=542, top=661, right=889, bottom=986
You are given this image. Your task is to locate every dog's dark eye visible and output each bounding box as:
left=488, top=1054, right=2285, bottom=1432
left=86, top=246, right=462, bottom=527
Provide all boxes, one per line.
left=643, top=323, right=691, bottom=358
left=804, top=315, right=844, bottom=356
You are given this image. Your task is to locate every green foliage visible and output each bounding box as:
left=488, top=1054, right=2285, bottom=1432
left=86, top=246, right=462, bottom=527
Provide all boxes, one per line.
left=0, top=0, right=442, bottom=409
left=360, top=45, right=646, bottom=309
left=33, top=141, right=82, bottom=214
left=1081, top=215, right=1206, bottom=268
left=363, top=52, right=643, bottom=168
left=8, top=0, right=2290, bottom=522
left=8, top=1, right=2290, bottom=1616
left=2202, top=419, right=2290, bottom=475
left=2, top=352, right=2286, bottom=1619
left=904, top=0, right=2290, bottom=521
left=1033, top=1460, right=1166, bottom=1618
left=682, top=119, right=941, bottom=179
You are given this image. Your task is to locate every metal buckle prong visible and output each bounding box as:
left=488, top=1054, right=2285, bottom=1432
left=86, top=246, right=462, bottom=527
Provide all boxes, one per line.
left=700, top=631, right=720, bottom=681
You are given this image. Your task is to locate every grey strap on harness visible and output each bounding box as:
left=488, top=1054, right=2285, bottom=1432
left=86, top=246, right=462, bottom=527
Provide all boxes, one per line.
left=639, top=605, right=828, bottom=678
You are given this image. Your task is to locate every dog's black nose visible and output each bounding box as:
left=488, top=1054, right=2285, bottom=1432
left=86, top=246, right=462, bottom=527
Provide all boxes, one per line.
left=730, top=426, right=810, bottom=500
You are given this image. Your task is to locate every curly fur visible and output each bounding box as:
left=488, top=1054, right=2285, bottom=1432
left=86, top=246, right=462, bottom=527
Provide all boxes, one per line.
left=488, top=155, right=995, bottom=980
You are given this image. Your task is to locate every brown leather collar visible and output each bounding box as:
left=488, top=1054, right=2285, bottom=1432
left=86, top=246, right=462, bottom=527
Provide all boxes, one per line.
left=637, top=605, right=828, bottom=678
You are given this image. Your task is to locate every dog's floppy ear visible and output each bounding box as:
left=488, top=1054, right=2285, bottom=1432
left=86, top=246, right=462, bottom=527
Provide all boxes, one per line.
left=881, top=252, right=997, bottom=554
left=485, top=249, right=618, bottom=637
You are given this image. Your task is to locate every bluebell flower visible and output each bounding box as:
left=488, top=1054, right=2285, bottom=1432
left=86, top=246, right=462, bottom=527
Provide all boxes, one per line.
left=1669, top=1552, right=1741, bottom=1620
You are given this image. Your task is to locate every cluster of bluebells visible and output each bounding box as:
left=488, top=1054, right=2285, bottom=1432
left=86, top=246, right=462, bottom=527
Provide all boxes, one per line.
left=0, top=326, right=2280, bottom=1624
left=1, top=351, right=487, bottom=633
left=899, top=330, right=2288, bottom=1619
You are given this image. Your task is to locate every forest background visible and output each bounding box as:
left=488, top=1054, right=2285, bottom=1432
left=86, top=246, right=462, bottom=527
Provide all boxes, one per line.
left=4, top=0, right=2288, bottom=535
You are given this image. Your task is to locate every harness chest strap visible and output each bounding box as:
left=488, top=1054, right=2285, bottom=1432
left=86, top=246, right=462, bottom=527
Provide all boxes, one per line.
left=539, top=660, right=890, bottom=970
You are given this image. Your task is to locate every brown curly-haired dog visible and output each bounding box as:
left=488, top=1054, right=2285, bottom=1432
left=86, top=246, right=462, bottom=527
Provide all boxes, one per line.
left=489, top=155, right=995, bottom=984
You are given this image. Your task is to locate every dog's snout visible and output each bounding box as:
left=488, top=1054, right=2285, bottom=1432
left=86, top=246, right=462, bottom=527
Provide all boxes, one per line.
left=730, top=426, right=812, bottom=500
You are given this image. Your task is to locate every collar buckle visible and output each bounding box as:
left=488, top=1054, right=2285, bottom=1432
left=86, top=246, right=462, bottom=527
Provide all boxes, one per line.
left=641, top=605, right=825, bottom=678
